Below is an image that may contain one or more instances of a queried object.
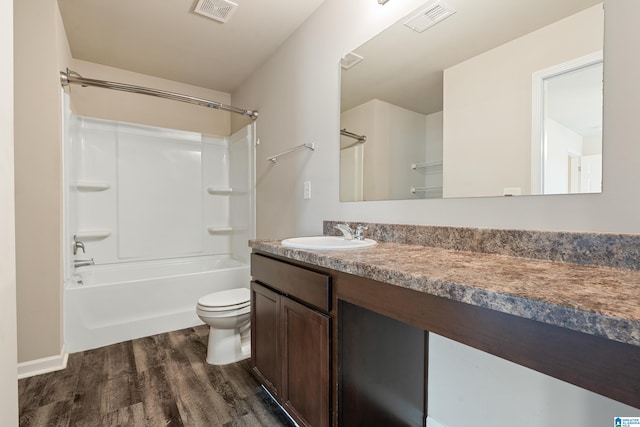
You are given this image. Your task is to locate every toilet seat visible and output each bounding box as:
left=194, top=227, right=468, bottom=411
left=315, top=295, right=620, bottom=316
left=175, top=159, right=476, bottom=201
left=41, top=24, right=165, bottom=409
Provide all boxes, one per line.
left=197, top=288, right=250, bottom=312
left=197, top=302, right=250, bottom=313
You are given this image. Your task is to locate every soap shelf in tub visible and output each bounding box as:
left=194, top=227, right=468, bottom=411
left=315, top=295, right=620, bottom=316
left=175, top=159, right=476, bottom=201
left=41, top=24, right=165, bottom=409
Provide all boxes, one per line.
left=74, top=230, right=112, bottom=240
left=75, top=181, right=111, bottom=192
left=207, top=225, right=248, bottom=234
left=208, top=226, right=234, bottom=234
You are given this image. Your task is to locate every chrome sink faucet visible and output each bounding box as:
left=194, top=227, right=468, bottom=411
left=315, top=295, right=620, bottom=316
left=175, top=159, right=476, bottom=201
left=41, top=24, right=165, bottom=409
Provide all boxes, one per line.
left=334, top=223, right=368, bottom=241
left=334, top=224, right=354, bottom=240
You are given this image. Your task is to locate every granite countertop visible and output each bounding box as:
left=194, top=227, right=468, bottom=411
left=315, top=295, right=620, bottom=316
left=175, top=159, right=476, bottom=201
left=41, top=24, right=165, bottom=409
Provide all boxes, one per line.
left=250, top=239, right=640, bottom=347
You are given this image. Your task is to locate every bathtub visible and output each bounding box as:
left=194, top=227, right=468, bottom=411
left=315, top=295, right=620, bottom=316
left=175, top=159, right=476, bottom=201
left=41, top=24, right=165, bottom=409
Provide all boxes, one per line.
left=64, top=255, right=249, bottom=352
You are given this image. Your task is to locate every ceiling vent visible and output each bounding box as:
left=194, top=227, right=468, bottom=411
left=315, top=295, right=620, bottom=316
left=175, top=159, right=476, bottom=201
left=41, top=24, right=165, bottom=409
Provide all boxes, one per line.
left=194, top=0, right=239, bottom=23
left=404, top=0, right=456, bottom=33
left=341, top=52, right=364, bottom=70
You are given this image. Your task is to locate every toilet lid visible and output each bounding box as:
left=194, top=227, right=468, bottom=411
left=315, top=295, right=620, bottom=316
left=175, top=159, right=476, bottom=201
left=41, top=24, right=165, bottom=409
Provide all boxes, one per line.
left=198, top=288, right=250, bottom=308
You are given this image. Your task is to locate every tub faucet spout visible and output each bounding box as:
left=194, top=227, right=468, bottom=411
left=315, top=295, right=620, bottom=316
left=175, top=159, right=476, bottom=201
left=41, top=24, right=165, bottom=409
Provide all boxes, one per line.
left=74, top=258, right=94, bottom=268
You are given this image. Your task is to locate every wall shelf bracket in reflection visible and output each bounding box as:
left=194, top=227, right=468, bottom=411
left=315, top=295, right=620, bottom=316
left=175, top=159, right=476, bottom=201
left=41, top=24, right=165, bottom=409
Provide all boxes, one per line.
left=207, top=187, right=233, bottom=195
left=411, top=186, right=443, bottom=198
left=207, top=226, right=234, bottom=233
left=267, top=143, right=315, bottom=163
left=411, top=161, right=443, bottom=170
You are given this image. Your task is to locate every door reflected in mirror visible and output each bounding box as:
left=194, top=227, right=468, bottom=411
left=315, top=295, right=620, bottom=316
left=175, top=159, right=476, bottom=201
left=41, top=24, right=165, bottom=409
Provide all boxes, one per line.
left=534, top=55, right=603, bottom=195
left=340, top=0, right=604, bottom=201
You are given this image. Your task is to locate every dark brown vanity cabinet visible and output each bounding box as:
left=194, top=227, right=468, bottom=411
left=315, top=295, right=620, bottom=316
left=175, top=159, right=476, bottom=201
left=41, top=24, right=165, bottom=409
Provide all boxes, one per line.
left=250, top=253, right=331, bottom=427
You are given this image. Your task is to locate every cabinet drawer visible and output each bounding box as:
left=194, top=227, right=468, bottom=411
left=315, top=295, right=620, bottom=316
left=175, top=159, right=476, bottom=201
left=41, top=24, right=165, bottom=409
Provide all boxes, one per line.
left=251, top=253, right=331, bottom=312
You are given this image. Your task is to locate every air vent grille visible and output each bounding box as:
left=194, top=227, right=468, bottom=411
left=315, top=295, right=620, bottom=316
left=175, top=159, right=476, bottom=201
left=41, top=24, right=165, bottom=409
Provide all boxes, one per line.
left=194, top=0, right=238, bottom=23
left=404, top=0, right=456, bottom=33
left=341, top=52, right=364, bottom=70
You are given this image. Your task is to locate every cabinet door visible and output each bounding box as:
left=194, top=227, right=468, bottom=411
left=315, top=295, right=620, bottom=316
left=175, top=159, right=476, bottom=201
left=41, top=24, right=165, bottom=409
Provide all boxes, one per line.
left=251, top=281, right=281, bottom=396
left=281, top=296, right=330, bottom=427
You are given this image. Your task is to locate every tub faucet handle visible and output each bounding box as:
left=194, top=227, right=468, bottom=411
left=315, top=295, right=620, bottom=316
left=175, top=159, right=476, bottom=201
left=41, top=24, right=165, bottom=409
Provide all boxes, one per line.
left=73, top=235, right=85, bottom=255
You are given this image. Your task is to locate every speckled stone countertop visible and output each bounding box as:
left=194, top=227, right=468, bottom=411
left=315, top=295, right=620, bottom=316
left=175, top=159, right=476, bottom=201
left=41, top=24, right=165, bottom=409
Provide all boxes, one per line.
left=249, top=239, right=640, bottom=347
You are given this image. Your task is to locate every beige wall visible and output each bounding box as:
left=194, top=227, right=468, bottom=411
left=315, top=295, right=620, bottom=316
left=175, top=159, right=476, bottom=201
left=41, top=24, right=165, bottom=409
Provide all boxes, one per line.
left=233, top=0, right=431, bottom=238
left=0, top=0, right=18, bottom=423
left=443, top=4, right=603, bottom=198
left=233, top=0, right=640, bottom=423
left=14, top=0, right=68, bottom=363
left=68, top=60, right=232, bottom=136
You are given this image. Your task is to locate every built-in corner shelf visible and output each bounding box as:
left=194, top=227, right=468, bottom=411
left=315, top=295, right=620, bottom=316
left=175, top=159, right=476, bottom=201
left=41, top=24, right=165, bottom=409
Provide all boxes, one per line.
left=207, top=226, right=234, bottom=234
left=75, top=181, right=111, bottom=192
left=74, top=230, right=112, bottom=240
left=411, top=161, right=443, bottom=175
left=207, top=225, right=248, bottom=234
left=410, top=186, right=443, bottom=198
left=207, top=187, right=233, bottom=195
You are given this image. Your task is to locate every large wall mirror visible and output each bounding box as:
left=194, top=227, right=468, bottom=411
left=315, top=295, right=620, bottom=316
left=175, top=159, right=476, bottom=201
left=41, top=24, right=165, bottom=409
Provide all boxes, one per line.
left=340, top=0, right=604, bottom=201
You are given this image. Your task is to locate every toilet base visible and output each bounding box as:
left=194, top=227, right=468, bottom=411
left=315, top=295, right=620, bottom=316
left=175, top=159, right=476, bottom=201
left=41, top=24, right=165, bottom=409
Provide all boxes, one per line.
left=205, top=325, right=251, bottom=365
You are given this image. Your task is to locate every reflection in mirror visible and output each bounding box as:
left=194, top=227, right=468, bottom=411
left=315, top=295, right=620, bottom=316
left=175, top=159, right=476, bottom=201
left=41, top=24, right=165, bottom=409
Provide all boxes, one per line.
left=532, top=54, right=603, bottom=195
left=340, top=0, right=603, bottom=201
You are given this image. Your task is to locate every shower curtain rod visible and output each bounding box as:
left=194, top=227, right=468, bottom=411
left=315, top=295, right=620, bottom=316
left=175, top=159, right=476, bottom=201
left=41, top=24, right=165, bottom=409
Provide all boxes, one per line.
left=60, top=69, right=258, bottom=120
left=340, top=128, right=366, bottom=143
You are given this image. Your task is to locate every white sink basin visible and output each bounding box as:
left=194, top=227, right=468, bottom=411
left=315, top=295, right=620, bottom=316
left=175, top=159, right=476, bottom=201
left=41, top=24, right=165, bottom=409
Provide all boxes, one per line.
left=281, top=236, right=377, bottom=250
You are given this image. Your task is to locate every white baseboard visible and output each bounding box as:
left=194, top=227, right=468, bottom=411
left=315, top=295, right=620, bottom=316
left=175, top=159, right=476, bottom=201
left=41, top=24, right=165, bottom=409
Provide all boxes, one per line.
left=17, top=348, right=68, bottom=379
left=427, top=416, right=446, bottom=427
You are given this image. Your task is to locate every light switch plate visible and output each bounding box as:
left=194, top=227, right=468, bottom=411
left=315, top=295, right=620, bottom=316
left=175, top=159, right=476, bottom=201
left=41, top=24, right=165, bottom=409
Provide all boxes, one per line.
left=303, top=181, right=311, bottom=200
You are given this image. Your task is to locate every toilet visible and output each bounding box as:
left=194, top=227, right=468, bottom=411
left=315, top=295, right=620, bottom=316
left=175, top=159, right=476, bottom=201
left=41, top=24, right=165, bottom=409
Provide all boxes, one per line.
left=196, top=287, right=251, bottom=365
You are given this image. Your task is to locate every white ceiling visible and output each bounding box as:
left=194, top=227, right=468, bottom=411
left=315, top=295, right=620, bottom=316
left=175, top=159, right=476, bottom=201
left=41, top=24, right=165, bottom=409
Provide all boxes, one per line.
left=547, top=61, right=603, bottom=137
left=340, top=0, right=602, bottom=115
left=57, top=0, right=327, bottom=93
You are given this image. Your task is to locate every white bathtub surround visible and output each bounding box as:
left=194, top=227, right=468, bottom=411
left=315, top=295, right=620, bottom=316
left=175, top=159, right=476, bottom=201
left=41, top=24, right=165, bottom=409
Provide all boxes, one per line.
left=63, top=105, right=255, bottom=352
left=65, top=116, right=254, bottom=266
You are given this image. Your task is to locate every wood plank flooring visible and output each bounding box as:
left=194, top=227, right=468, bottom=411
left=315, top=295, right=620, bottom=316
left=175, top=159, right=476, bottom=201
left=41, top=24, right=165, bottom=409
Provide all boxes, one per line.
left=18, top=325, right=295, bottom=427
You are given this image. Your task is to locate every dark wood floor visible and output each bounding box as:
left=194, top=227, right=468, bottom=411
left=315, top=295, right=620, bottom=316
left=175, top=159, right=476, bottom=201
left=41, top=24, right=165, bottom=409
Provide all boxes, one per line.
left=18, top=325, right=295, bottom=427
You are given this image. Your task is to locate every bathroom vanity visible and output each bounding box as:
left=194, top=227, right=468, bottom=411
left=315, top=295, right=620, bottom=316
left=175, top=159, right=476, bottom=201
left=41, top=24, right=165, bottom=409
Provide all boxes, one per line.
left=250, top=223, right=640, bottom=426
left=250, top=253, right=332, bottom=427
